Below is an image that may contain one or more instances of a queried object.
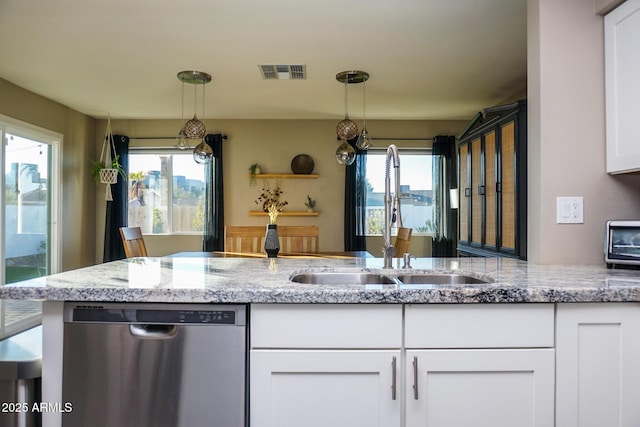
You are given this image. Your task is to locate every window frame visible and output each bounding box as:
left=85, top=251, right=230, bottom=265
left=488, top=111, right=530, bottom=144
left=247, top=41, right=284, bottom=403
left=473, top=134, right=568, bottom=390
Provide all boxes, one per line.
left=128, top=147, right=206, bottom=236
left=363, top=146, right=433, bottom=237
left=0, top=114, right=62, bottom=339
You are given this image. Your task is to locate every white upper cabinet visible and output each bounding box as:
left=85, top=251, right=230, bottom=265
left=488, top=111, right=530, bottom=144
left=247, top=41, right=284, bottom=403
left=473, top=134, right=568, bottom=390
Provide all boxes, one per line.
left=605, top=0, right=640, bottom=174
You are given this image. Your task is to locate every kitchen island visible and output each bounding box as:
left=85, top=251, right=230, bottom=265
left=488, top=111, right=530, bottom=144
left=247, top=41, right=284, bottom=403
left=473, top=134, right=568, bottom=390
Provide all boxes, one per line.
left=3, top=255, right=640, bottom=427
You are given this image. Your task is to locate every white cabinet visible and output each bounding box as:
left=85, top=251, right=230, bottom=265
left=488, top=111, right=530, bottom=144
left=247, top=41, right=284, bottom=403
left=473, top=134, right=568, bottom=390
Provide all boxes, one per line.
left=404, top=304, right=555, bottom=427
left=250, top=304, right=402, bottom=427
left=605, top=0, right=640, bottom=173
left=250, top=303, right=556, bottom=427
left=406, top=349, right=554, bottom=427
left=251, top=350, right=401, bottom=427
left=556, top=303, right=640, bottom=427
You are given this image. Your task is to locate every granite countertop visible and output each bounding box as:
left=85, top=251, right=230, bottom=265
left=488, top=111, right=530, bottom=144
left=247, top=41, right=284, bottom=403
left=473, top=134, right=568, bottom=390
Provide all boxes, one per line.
left=1, top=256, right=640, bottom=304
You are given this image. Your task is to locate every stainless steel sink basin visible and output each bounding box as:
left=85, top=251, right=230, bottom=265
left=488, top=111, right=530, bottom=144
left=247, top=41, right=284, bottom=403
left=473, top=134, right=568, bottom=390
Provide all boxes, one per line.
left=396, top=274, right=489, bottom=285
left=290, top=272, right=397, bottom=285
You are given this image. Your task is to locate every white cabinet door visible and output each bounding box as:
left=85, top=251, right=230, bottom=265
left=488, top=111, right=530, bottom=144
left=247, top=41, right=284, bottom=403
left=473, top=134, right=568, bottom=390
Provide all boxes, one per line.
left=251, top=349, right=401, bottom=427
left=405, top=349, right=555, bottom=427
left=556, top=303, right=640, bottom=427
left=605, top=0, right=640, bottom=173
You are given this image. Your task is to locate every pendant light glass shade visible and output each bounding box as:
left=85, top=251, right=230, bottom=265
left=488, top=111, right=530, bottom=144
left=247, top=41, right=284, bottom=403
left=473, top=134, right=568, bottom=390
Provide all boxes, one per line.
left=356, top=128, right=373, bottom=150
left=193, top=138, right=213, bottom=164
left=335, top=141, right=356, bottom=165
left=183, top=113, right=206, bottom=139
left=175, top=129, right=190, bottom=150
left=336, top=117, right=359, bottom=140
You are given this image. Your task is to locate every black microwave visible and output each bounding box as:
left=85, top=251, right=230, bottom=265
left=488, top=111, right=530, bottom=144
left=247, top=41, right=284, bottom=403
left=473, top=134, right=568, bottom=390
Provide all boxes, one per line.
left=605, top=220, right=640, bottom=268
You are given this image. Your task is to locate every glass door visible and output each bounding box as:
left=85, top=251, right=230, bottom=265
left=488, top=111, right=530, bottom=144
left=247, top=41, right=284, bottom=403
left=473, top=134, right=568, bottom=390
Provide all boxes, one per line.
left=1, top=117, right=60, bottom=337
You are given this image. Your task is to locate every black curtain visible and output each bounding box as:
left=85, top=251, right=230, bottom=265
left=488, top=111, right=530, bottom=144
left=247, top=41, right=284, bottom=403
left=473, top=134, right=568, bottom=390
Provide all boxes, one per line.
left=344, top=138, right=367, bottom=251
left=103, top=134, right=129, bottom=262
left=202, top=134, right=225, bottom=251
left=431, top=135, right=457, bottom=257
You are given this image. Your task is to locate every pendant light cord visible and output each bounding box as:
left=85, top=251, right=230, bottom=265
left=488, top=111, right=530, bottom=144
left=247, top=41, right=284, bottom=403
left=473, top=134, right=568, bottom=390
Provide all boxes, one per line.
left=363, top=80, right=367, bottom=129
left=344, top=79, right=349, bottom=119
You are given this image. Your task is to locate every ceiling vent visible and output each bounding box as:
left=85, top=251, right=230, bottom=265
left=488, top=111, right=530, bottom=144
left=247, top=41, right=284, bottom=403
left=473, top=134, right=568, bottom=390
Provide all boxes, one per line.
left=259, top=64, right=306, bottom=80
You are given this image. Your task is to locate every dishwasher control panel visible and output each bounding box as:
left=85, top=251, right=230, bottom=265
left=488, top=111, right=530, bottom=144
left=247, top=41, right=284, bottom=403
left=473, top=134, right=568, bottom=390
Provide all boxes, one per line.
left=64, top=303, right=245, bottom=326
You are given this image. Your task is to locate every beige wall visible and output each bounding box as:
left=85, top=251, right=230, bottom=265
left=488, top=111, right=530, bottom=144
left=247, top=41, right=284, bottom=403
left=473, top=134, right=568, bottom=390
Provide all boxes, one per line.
left=7, top=0, right=640, bottom=267
left=98, top=118, right=466, bottom=258
left=0, top=78, right=97, bottom=272
left=527, top=0, right=640, bottom=264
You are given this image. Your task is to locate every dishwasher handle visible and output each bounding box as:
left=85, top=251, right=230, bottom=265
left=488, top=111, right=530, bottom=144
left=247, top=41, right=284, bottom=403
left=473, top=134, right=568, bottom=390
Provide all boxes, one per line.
left=129, top=324, right=179, bottom=339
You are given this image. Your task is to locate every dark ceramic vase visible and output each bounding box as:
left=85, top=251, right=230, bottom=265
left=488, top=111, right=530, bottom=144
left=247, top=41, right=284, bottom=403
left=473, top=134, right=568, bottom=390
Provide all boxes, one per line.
left=264, top=224, right=280, bottom=258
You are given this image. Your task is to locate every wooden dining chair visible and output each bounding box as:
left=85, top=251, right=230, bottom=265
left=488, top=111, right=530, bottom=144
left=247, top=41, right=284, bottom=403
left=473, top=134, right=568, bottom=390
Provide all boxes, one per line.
left=394, top=227, right=412, bottom=257
left=278, top=225, right=319, bottom=253
left=225, top=226, right=267, bottom=253
left=225, top=225, right=319, bottom=254
left=119, top=226, right=148, bottom=258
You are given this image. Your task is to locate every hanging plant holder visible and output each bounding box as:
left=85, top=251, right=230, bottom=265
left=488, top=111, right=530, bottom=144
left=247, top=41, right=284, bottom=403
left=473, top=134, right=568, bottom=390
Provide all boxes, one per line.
left=92, top=116, right=123, bottom=201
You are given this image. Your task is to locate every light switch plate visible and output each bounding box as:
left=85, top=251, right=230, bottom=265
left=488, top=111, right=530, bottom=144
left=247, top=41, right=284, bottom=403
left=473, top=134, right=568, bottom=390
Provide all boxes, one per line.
left=556, top=197, right=584, bottom=224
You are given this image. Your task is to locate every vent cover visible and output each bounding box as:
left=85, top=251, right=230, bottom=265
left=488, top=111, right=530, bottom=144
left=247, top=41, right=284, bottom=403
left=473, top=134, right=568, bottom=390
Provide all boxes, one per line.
left=259, top=64, right=306, bottom=80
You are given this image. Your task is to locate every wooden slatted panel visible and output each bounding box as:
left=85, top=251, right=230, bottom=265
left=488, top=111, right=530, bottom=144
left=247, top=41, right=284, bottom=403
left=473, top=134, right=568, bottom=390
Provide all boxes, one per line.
left=225, top=226, right=265, bottom=253
left=484, top=131, right=497, bottom=247
left=501, top=121, right=516, bottom=250
left=278, top=225, right=319, bottom=253
left=459, top=145, right=469, bottom=242
left=471, top=137, right=482, bottom=244
left=225, top=225, right=319, bottom=254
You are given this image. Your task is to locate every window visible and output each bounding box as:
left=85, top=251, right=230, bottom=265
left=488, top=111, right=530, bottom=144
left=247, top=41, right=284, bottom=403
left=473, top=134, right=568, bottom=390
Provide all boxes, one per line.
left=128, top=150, right=206, bottom=234
left=364, top=148, right=433, bottom=235
left=1, top=116, right=61, bottom=339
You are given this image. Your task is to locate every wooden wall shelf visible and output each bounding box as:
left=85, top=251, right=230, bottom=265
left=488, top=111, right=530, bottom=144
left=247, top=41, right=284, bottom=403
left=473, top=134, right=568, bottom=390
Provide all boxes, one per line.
left=250, top=173, right=319, bottom=179
left=249, top=211, right=319, bottom=217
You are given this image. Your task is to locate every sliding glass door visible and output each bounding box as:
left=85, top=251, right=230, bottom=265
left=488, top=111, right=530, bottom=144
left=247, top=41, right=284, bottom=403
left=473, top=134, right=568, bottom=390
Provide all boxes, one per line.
left=1, top=116, right=60, bottom=338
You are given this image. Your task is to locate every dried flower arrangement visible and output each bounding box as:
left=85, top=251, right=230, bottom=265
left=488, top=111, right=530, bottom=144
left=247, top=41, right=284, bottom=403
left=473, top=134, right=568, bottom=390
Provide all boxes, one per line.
left=255, top=180, right=288, bottom=224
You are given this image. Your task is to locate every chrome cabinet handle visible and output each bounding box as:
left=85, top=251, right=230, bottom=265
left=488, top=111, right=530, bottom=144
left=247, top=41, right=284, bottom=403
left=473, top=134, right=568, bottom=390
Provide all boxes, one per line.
left=412, top=356, right=419, bottom=400
left=391, top=356, right=397, bottom=400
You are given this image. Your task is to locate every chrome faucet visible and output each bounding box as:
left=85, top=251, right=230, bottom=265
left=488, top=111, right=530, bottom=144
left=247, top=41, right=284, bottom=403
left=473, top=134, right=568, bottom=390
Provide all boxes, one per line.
left=383, top=144, right=402, bottom=268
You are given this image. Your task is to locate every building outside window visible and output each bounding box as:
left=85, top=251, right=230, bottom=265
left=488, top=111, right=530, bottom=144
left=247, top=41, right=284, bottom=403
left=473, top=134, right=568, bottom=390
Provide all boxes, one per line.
left=128, top=150, right=206, bottom=235
left=364, top=148, right=433, bottom=236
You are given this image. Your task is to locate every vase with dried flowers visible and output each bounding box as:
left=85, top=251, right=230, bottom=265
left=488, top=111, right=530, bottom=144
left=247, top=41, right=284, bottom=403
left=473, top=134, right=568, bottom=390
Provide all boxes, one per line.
left=255, top=181, right=288, bottom=257
left=255, top=181, right=288, bottom=224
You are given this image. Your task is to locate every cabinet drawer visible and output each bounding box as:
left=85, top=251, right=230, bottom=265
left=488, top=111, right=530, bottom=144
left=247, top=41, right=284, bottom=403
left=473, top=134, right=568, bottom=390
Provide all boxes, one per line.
left=251, top=304, right=402, bottom=348
left=405, top=304, right=554, bottom=348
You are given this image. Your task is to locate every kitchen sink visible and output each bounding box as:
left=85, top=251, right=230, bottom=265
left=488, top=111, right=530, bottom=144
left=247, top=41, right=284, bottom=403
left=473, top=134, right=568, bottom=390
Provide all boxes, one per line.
left=290, top=271, right=490, bottom=286
left=290, top=272, right=397, bottom=285
left=395, top=274, right=489, bottom=285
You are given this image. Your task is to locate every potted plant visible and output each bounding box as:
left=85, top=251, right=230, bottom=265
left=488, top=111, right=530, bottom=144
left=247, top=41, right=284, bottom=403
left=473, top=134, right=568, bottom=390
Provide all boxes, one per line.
left=304, top=195, right=316, bottom=213
left=248, top=163, right=262, bottom=186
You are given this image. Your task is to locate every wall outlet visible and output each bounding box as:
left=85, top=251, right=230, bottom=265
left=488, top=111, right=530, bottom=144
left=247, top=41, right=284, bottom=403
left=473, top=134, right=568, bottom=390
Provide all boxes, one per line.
left=556, top=197, right=584, bottom=224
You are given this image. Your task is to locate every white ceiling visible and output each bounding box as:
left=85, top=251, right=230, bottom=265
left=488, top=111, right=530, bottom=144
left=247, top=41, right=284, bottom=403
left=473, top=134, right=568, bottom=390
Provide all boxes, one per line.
left=0, top=0, right=527, bottom=121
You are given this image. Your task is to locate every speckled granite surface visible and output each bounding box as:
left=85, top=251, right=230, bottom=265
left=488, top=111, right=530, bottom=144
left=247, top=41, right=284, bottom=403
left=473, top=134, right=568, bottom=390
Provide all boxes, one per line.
left=1, top=256, right=639, bottom=303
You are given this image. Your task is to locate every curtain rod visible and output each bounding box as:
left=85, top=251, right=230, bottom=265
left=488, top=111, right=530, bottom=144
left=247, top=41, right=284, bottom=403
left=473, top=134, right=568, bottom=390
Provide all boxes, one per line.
left=373, top=137, right=433, bottom=141
left=128, top=134, right=228, bottom=141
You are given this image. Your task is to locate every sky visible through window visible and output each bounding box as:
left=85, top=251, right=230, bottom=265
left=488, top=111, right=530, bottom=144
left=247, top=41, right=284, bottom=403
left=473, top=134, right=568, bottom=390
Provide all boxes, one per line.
left=366, top=152, right=432, bottom=191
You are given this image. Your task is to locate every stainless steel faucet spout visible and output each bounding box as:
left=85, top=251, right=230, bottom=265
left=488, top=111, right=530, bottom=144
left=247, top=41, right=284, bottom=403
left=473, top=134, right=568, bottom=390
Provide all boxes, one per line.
left=383, top=144, right=401, bottom=269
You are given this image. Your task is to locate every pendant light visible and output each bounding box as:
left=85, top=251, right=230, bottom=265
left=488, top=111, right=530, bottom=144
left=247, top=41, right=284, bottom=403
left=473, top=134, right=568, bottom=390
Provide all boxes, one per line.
left=356, top=79, right=373, bottom=150
left=176, top=70, right=213, bottom=164
left=335, top=70, right=369, bottom=165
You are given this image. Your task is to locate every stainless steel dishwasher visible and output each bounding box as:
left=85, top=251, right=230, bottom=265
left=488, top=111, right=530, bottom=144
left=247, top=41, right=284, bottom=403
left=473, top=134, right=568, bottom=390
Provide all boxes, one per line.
left=61, top=302, right=247, bottom=427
